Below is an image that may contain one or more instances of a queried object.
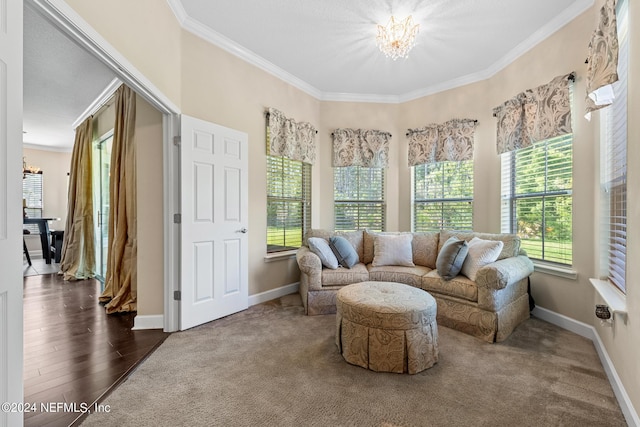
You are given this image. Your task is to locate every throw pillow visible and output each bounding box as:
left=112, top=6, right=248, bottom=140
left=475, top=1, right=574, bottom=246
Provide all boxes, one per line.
left=329, top=236, right=360, bottom=268
left=460, top=237, right=504, bottom=281
left=372, top=234, right=415, bottom=267
left=308, top=237, right=339, bottom=269
left=436, top=237, right=469, bottom=280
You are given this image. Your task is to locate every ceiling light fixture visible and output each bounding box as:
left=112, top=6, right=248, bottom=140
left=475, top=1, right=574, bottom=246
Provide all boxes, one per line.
left=376, top=15, right=420, bottom=60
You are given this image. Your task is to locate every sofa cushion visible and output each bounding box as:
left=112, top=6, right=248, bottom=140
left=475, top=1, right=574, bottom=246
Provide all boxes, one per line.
left=304, top=228, right=333, bottom=245
left=439, top=230, right=520, bottom=260
left=363, top=230, right=398, bottom=264
left=436, top=237, right=469, bottom=280
left=461, top=237, right=504, bottom=281
left=422, top=270, right=478, bottom=302
left=411, top=232, right=440, bottom=269
left=372, top=234, right=415, bottom=267
left=322, top=263, right=369, bottom=286
left=305, top=229, right=364, bottom=261
left=329, top=236, right=360, bottom=268
left=368, top=265, right=431, bottom=288
left=308, top=237, right=339, bottom=269
left=337, top=230, right=364, bottom=261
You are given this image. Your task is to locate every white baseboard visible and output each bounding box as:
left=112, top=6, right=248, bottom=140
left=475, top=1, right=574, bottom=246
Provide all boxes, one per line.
left=248, top=282, right=299, bottom=306
left=134, top=284, right=299, bottom=330
left=532, top=306, right=594, bottom=338
left=132, top=314, right=164, bottom=330
left=532, top=306, right=639, bottom=427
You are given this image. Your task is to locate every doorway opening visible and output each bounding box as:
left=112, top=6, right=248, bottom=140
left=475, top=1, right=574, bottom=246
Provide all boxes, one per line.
left=93, top=130, right=113, bottom=284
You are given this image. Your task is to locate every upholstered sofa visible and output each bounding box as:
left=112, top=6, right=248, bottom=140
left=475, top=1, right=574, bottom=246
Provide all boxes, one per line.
left=296, top=229, right=534, bottom=342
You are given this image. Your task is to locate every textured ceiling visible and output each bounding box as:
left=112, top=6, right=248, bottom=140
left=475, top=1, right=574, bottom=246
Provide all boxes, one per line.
left=23, top=5, right=116, bottom=150
left=173, top=0, right=593, bottom=101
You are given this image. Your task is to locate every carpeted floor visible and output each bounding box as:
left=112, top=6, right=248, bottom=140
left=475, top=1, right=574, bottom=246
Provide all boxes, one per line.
left=81, top=294, right=626, bottom=426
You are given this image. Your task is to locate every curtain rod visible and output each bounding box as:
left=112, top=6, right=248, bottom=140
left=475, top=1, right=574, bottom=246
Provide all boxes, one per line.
left=331, top=132, right=393, bottom=137
left=492, top=73, right=576, bottom=117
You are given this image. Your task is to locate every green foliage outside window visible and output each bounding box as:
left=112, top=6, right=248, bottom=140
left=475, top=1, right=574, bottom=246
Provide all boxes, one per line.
left=266, top=156, right=311, bottom=252
left=502, top=134, right=573, bottom=264
left=334, top=166, right=385, bottom=232
left=413, top=160, right=473, bottom=232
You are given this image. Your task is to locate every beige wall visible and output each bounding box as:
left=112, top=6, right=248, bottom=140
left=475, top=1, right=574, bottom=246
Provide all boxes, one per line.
left=64, top=0, right=638, bottom=415
left=64, top=0, right=182, bottom=107
left=22, top=147, right=72, bottom=252
left=135, top=94, right=164, bottom=316
left=318, top=102, right=401, bottom=230
left=92, top=93, right=164, bottom=316
left=399, top=81, right=496, bottom=232
left=180, top=32, right=321, bottom=295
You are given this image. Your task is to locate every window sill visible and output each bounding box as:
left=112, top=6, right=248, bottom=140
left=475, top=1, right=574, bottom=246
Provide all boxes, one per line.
left=532, top=261, right=578, bottom=280
left=264, top=250, right=298, bottom=263
left=589, top=278, right=627, bottom=323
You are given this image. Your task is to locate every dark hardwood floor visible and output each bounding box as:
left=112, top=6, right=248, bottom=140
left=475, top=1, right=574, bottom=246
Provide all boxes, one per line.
left=23, top=267, right=169, bottom=427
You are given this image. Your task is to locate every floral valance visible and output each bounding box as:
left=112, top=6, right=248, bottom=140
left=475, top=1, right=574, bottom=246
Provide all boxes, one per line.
left=493, top=73, right=574, bottom=155
left=585, top=0, right=619, bottom=120
left=267, top=107, right=317, bottom=164
left=332, top=128, right=391, bottom=168
left=407, top=119, right=477, bottom=166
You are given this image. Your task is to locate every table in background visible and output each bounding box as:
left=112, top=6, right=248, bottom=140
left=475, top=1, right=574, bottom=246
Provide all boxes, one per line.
left=23, top=217, right=60, bottom=264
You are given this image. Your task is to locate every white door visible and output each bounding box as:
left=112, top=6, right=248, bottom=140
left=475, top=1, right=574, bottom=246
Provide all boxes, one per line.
left=0, top=1, right=24, bottom=426
left=180, top=115, right=249, bottom=330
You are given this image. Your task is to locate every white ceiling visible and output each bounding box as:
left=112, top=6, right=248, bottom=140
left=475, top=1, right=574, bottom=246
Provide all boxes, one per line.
left=23, top=0, right=593, bottom=150
left=172, top=0, right=593, bottom=101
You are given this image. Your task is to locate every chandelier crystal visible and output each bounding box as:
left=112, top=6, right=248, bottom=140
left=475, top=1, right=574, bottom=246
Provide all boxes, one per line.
left=376, top=15, right=420, bottom=60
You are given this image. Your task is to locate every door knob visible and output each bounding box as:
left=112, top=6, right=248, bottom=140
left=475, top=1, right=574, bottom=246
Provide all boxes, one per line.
left=237, top=228, right=248, bottom=233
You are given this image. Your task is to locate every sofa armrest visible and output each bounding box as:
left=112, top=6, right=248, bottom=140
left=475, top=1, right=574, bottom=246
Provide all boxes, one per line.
left=296, top=246, right=325, bottom=292
left=476, top=255, right=534, bottom=290
left=296, top=246, right=322, bottom=274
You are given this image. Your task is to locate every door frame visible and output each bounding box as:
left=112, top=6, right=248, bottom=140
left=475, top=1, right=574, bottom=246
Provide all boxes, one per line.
left=29, top=0, right=181, bottom=331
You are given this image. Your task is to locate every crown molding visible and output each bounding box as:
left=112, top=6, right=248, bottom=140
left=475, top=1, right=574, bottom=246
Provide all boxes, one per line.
left=23, top=143, right=73, bottom=153
left=166, top=0, right=189, bottom=26
left=320, top=92, right=401, bottom=104
left=168, top=0, right=594, bottom=104
left=478, top=0, right=594, bottom=82
left=31, top=0, right=180, bottom=115
left=168, top=0, right=323, bottom=100
left=72, top=77, right=121, bottom=129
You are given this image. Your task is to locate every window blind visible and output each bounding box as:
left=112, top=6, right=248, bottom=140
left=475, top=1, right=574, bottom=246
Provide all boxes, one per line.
left=266, top=155, right=311, bottom=252
left=23, top=172, right=43, bottom=234
left=501, top=134, right=573, bottom=265
left=334, top=166, right=385, bottom=232
left=413, top=160, right=473, bottom=232
left=602, top=0, right=627, bottom=292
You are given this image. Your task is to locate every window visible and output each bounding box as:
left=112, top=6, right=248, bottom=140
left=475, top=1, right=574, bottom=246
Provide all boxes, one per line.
left=334, top=166, right=385, bottom=232
left=600, top=0, right=628, bottom=292
left=501, top=134, right=573, bottom=265
left=413, top=160, right=473, bottom=232
left=266, top=155, right=311, bottom=253
left=23, top=172, right=43, bottom=234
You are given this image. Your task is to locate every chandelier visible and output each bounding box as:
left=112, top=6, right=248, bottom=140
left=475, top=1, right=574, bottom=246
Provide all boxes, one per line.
left=376, top=15, right=420, bottom=60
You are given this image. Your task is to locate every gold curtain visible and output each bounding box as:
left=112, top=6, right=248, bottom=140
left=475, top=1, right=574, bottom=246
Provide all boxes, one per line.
left=100, top=85, right=137, bottom=314
left=59, top=117, right=96, bottom=280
